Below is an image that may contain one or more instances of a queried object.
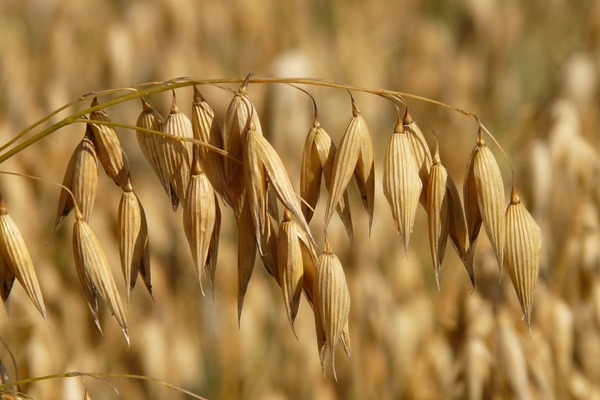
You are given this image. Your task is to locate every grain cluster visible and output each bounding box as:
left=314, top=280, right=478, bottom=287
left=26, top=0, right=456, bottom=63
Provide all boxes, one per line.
left=0, top=78, right=542, bottom=381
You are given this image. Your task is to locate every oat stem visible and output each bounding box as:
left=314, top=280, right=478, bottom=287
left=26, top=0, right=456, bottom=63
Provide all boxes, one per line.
left=0, top=76, right=495, bottom=165
left=0, top=372, right=209, bottom=400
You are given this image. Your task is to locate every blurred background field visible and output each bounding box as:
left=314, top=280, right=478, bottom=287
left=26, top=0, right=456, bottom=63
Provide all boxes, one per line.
left=0, top=0, right=599, bottom=399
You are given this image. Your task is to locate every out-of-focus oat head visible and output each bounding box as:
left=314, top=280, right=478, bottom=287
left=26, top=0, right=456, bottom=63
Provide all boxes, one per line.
left=0, top=1, right=599, bottom=399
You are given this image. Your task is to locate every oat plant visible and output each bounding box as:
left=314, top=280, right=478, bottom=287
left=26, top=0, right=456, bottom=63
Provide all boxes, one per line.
left=0, top=74, right=542, bottom=398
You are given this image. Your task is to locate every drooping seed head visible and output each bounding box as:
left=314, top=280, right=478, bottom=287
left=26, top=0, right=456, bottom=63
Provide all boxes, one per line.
left=183, top=166, right=217, bottom=297
left=89, top=98, right=133, bottom=192
left=403, top=108, right=432, bottom=206
left=301, top=120, right=353, bottom=242
left=472, top=129, right=506, bottom=277
left=136, top=98, right=173, bottom=205
left=324, top=100, right=373, bottom=235
left=50, top=127, right=98, bottom=241
left=315, top=240, right=350, bottom=380
left=160, top=93, right=195, bottom=207
left=505, top=186, right=542, bottom=329
left=191, top=86, right=229, bottom=205
left=237, top=198, right=257, bottom=325
left=446, top=174, right=474, bottom=286
left=383, top=119, right=422, bottom=253
left=426, top=149, right=450, bottom=289
left=73, top=219, right=129, bottom=345
left=0, top=193, right=47, bottom=321
left=118, top=191, right=150, bottom=302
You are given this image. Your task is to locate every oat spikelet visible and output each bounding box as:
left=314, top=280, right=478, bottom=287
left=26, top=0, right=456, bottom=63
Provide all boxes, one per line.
left=223, top=86, right=262, bottom=215
left=301, top=117, right=353, bottom=242
left=446, top=175, right=474, bottom=286
left=505, top=186, right=542, bottom=328
left=160, top=93, right=194, bottom=207
left=383, top=118, right=422, bottom=253
left=353, top=103, right=375, bottom=233
left=183, top=159, right=217, bottom=297
left=118, top=190, right=150, bottom=301
left=89, top=97, right=133, bottom=192
left=315, top=238, right=351, bottom=380
left=136, top=98, right=173, bottom=205
left=73, top=219, right=129, bottom=344
left=278, top=210, right=317, bottom=336
left=191, top=86, right=229, bottom=204
left=472, top=129, right=506, bottom=275
left=237, top=198, right=257, bottom=325
left=258, top=216, right=279, bottom=285
left=403, top=109, right=432, bottom=206
left=0, top=251, right=15, bottom=312
left=205, top=193, right=221, bottom=295
left=324, top=99, right=373, bottom=233
left=427, top=148, right=449, bottom=289
left=244, top=127, right=269, bottom=254
left=301, top=237, right=318, bottom=307
left=247, top=130, right=316, bottom=247
left=0, top=193, right=47, bottom=320
left=50, top=127, right=98, bottom=240
left=464, top=143, right=483, bottom=266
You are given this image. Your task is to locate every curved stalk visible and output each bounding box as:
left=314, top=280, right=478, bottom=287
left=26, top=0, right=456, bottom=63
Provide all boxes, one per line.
left=0, top=371, right=209, bottom=400
left=0, top=75, right=499, bottom=165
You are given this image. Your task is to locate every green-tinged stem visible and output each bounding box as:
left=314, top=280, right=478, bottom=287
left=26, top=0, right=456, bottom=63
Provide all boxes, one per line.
left=0, top=372, right=209, bottom=400
left=0, top=75, right=490, bottom=164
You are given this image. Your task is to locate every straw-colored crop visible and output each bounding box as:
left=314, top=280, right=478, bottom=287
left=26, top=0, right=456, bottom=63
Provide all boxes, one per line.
left=427, top=148, right=450, bottom=288
left=73, top=218, right=129, bottom=344
left=50, top=127, right=98, bottom=239
left=324, top=99, right=374, bottom=233
left=315, top=239, right=350, bottom=380
left=0, top=193, right=46, bottom=320
left=0, top=73, right=550, bottom=399
left=159, top=94, right=194, bottom=208
left=504, top=185, right=542, bottom=328
left=383, top=117, right=422, bottom=253
left=183, top=157, right=218, bottom=297
left=118, top=190, right=151, bottom=300
left=89, top=98, right=133, bottom=192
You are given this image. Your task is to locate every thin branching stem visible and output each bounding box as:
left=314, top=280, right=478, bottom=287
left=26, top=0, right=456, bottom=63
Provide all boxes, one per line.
left=0, top=372, right=209, bottom=400
left=0, top=75, right=501, bottom=165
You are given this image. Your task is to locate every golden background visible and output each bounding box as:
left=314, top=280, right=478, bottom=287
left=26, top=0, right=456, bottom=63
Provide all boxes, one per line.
left=0, top=0, right=599, bottom=399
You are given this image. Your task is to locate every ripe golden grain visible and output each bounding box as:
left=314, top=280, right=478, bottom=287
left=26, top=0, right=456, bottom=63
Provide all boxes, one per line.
left=315, top=239, right=351, bottom=380
left=247, top=129, right=315, bottom=247
left=191, top=86, right=229, bottom=206
left=300, top=118, right=353, bottom=242
left=237, top=198, right=257, bottom=324
left=183, top=159, right=217, bottom=297
left=73, top=219, right=128, bottom=344
left=383, top=118, right=422, bottom=253
left=426, top=149, right=450, bottom=288
left=446, top=174, right=474, bottom=285
left=136, top=98, right=173, bottom=206
left=0, top=193, right=46, bottom=320
left=504, top=186, right=542, bottom=328
left=51, top=127, right=98, bottom=240
left=223, top=89, right=262, bottom=216
left=160, top=94, right=194, bottom=207
left=324, top=99, right=373, bottom=233
left=277, top=210, right=317, bottom=336
left=0, top=251, right=15, bottom=311
left=89, top=98, right=133, bottom=192
left=472, top=129, right=506, bottom=275
left=403, top=109, right=432, bottom=206
left=118, top=190, right=151, bottom=301
left=244, top=126, right=269, bottom=254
